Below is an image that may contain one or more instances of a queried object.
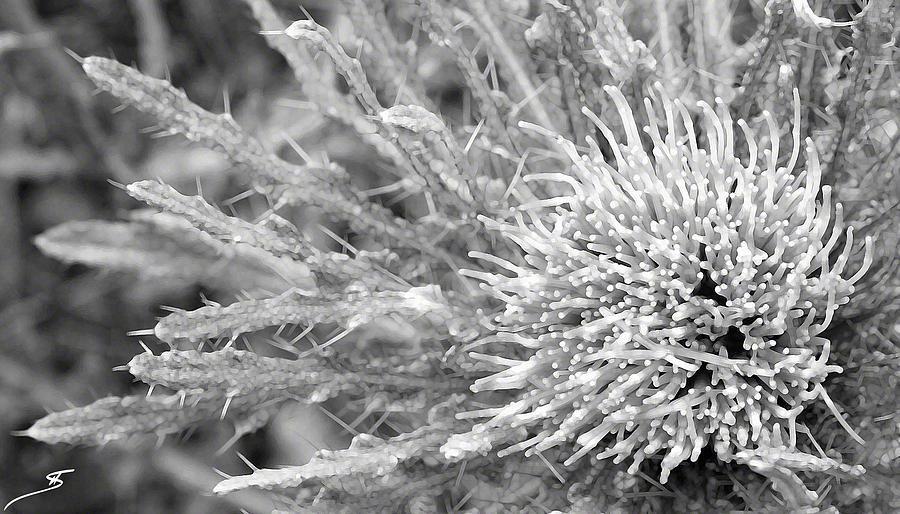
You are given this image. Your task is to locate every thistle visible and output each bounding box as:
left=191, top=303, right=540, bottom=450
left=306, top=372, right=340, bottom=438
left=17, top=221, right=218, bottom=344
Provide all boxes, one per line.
left=447, top=86, right=872, bottom=486
left=24, top=1, right=898, bottom=512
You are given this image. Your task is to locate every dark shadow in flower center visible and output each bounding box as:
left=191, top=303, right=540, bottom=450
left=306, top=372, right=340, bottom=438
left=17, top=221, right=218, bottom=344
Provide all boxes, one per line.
left=682, top=367, right=713, bottom=395
left=717, top=325, right=750, bottom=359
left=693, top=266, right=729, bottom=306
left=690, top=248, right=754, bottom=360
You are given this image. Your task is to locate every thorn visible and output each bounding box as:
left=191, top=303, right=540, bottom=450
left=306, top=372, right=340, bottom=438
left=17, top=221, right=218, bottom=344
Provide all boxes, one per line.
left=221, top=188, right=255, bottom=207
left=317, top=405, right=359, bottom=436
left=297, top=328, right=353, bottom=359
left=635, top=470, right=685, bottom=501
left=360, top=180, right=409, bottom=198
left=251, top=207, right=275, bottom=225
left=212, top=468, right=232, bottom=479
left=392, top=68, right=409, bottom=107
left=424, top=191, right=437, bottom=217
left=814, top=383, right=865, bottom=445
left=348, top=400, right=378, bottom=429
left=62, top=47, right=84, bottom=64
left=366, top=410, right=392, bottom=434
left=320, top=327, right=352, bottom=350
left=87, top=385, right=100, bottom=400
left=149, top=129, right=177, bottom=139
left=464, top=118, right=485, bottom=155
left=216, top=428, right=244, bottom=456
left=222, top=84, right=231, bottom=118
left=265, top=335, right=301, bottom=356
left=235, top=451, right=260, bottom=471
left=454, top=460, right=467, bottom=490
left=509, top=78, right=551, bottom=118
left=281, top=131, right=312, bottom=163
left=452, top=489, right=475, bottom=512
left=384, top=189, right=414, bottom=207
left=179, top=425, right=198, bottom=444
left=107, top=178, right=128, bottom=190
left=221, top=393, right=235, bottom=420
left=198, top=293, right=220, bottom=308
left=275, top=98, right=317, bottom=111
left=146, top=384, right=155, bottom=398
left=317, top=225, right=358, bottom=255
left=127, top=328, right=156, bottom=337
left=298, top=4, right=315, bottom=22
left=111, top=365, right=130, bottom=372
left=138, top=340, right=154, bottom=354
left=289, top=324, right=315, bottom=345
left=534, top=451, right=565, bottom=484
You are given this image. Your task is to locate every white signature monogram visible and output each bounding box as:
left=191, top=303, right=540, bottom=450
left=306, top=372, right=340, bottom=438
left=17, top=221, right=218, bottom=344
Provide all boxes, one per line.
left=4, top=469, right=74, bottom=511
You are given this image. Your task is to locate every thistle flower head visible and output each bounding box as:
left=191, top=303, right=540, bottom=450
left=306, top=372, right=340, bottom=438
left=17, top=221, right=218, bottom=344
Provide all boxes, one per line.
left=459, top=85, right=873, bottom=482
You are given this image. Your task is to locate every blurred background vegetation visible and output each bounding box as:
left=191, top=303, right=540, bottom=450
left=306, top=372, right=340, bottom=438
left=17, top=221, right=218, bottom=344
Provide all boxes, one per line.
left=0, top=1, right=360, bottom=512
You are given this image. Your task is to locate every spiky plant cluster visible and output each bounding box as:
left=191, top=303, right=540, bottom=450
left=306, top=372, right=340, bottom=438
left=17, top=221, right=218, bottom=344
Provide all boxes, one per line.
left=452, top=87, right=872, bottom=485
left=25, top=1, right=898, bottom=512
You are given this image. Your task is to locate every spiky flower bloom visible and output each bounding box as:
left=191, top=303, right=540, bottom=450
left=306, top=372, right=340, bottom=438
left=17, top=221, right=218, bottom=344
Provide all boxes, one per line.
left=23, top=0, right=899, bottom=512
left=451, top=86, right=872, bottom=483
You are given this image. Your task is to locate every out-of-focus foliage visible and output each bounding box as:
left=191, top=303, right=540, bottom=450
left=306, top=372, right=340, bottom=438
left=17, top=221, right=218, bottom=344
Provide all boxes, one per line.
left=5, top=0, right=899, bottom=513
left=1, top=1, right=338, bottom=512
